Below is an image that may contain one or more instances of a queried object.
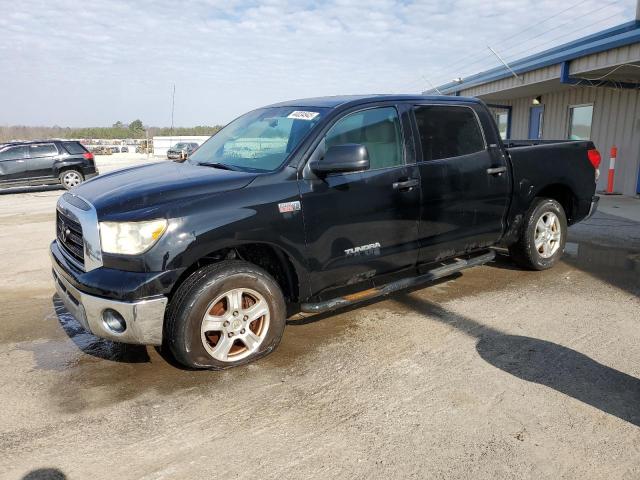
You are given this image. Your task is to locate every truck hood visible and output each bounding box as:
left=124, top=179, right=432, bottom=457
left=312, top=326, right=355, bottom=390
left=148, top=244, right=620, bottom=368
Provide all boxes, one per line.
left=72, top=161, right=257, bottom=216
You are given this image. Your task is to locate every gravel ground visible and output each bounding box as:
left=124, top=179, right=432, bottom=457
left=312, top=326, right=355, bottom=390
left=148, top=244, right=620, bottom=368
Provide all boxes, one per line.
left=0, top=159, right=639, bottom=479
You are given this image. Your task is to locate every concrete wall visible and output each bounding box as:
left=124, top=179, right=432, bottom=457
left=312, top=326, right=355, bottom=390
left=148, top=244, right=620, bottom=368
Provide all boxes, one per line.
left=483, top=87, right=640, bottom=196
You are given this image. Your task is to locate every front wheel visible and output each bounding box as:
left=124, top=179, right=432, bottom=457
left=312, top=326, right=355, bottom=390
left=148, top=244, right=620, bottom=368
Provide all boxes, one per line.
left=165, top=260, right=286, bottom=369
left=59, top=169, right=84, bottom=190
left=509, top=198, right=567, bottom=270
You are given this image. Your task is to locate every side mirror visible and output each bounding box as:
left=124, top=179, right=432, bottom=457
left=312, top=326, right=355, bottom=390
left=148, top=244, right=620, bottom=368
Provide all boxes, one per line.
left=310, top=144, right=370, bottom=175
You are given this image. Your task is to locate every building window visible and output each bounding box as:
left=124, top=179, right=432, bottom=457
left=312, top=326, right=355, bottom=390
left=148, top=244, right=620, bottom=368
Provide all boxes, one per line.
left=495, top=112, right=509, bottom=140
left=568, top=104, right=593, bottom=140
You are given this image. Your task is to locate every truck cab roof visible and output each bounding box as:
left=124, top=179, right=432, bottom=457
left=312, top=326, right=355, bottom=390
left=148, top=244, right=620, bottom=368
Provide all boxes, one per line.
left=266, top=94, right=482, bottom=110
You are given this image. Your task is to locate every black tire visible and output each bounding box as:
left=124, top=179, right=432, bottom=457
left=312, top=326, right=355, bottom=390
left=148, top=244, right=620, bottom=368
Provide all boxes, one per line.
left=165, top=260, right=286, bottom=369
left=59, top=169, right=84, bottom=190
left=508, top=197, right=567, bottom=271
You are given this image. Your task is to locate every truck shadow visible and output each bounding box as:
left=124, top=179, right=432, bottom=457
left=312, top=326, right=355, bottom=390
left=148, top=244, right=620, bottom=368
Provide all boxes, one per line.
left=0, top=184, right=63, bottom=195
left=21, top=468, right=66, bottom=480
left=395, top=294, right=640, bottom=427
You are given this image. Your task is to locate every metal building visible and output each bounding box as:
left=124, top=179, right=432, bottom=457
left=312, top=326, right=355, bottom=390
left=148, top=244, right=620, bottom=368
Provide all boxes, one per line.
left=426, top=19, right=640, bottom=196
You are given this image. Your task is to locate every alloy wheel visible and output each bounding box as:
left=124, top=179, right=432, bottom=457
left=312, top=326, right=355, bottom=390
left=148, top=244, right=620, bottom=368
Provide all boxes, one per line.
left=200, top=288, right=270, bottom=362
left=62, top=171, right=82, bottom=188
left=534, top=212, right=561, bottom=258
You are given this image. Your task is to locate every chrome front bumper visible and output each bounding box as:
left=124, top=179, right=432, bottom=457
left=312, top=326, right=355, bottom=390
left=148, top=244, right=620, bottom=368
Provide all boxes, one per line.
left=52, top=261, right=167, bottom=346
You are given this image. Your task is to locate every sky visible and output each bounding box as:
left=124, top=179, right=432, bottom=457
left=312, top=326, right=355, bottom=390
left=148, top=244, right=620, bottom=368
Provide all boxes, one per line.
left=0, top=0, right=635, bottom=127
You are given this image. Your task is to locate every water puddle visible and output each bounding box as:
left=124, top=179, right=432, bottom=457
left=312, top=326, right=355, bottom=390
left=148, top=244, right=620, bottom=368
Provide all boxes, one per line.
left=564, top=241, right=639, bottom=271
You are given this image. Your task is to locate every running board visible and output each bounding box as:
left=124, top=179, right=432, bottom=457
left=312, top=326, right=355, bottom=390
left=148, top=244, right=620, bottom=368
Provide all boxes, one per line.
left=300, top=250, right=495, bottom=314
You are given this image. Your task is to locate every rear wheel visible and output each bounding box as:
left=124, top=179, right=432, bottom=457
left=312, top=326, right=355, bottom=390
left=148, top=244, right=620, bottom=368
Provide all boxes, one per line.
left=165, top=260, right=286, bottom=369
left=509, top=198, right=567, bottom=270
left=59, top=169, right=83, bottom=189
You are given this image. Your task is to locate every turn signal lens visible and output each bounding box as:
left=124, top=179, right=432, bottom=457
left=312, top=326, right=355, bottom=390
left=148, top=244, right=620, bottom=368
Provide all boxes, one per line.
left=587, top=149, right=601, bottom=169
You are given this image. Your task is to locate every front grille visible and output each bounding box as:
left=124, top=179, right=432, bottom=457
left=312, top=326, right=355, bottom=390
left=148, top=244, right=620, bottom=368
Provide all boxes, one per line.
left=57, top=210, right=84, bottom=266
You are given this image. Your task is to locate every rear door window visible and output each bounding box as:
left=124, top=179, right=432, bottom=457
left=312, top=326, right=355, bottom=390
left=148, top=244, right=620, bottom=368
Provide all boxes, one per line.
left=413, top=105, right=485, bottom=161
left=28, top=143, right=59, bottom=158
left=62, top=141, right=88, bottom=155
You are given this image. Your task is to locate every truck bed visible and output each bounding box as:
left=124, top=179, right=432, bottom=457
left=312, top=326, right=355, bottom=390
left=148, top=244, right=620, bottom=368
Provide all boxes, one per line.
left=503, top=139, right=597, bottom=228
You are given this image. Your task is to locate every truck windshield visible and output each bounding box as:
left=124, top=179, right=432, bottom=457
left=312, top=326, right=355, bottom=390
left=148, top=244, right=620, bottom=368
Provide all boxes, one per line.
left=188, top=107, right=328, bottom=172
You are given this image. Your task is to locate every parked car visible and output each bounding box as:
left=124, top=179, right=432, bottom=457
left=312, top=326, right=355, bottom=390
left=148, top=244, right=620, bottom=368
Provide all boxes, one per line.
left=110, top=146, right=120, bottom=153
left=166, top=142, right=199, bottom=160
left=1, top=140, right=98, bottom=190
left=121, top=146, right=129, bottom=153
left=51, top=95, right=600, bottom=369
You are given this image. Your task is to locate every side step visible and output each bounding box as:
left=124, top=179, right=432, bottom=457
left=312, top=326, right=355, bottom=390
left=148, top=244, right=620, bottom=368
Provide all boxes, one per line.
left=300, top=250, right=495, bottom=314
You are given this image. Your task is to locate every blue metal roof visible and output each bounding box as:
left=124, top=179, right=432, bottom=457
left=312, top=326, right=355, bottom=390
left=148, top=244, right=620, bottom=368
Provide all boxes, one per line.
left=430, top=20, right=640, bottom=95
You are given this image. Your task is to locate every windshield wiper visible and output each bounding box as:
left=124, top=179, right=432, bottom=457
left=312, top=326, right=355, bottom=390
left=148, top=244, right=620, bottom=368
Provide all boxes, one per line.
left=197, top=162, right=238, bottom=171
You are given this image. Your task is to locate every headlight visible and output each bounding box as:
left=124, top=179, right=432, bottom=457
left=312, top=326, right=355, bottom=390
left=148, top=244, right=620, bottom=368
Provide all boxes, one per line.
left=99, top=219, right=168, bottom=255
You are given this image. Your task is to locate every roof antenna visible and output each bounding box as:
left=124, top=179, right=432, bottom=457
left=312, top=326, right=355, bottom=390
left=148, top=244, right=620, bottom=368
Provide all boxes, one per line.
left=422, top=75, right=443, bottom=95
left=487, top=46, right=523, bottom=82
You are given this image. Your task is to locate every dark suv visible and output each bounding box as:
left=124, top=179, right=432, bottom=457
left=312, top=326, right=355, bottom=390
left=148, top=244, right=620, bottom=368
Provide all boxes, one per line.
left=0, top=140, right=98, bottom=190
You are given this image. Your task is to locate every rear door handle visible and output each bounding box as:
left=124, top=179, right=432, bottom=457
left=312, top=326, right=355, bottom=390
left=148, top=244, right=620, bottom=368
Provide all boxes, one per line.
left=486, top=166, right=507, bottom=175
left=393, top=178, right=419, bottom=191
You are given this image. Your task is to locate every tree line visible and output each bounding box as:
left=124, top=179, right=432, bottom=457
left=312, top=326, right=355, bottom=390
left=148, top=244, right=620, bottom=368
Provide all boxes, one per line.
left=0, top=120, right=222, bottom=143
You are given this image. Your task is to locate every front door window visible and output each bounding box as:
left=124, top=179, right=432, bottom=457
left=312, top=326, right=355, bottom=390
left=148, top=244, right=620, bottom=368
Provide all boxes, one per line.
left=325, top=107, right=403, bottom=170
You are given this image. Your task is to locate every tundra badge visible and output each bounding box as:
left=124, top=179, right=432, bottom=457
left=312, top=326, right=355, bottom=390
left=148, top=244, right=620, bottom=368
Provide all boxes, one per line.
left=344, top=242, right=381, bottom=256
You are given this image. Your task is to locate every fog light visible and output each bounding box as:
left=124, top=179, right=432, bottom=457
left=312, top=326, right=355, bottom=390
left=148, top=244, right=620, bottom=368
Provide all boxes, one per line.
left=103, top=309, right=126, bottom=333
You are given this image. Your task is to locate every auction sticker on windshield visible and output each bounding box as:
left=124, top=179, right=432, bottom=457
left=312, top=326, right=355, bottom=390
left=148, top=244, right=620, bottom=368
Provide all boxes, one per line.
left=287, top=111, right=320, bottom=121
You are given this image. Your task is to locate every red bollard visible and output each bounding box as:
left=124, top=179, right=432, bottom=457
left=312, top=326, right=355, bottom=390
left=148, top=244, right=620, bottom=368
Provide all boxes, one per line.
left=606, top=146, right=617, bottom=194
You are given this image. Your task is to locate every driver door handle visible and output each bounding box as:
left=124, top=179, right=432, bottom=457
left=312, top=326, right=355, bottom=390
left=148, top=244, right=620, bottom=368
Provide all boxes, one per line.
left=393, top=178, right=420, bottom=191
left=486, top=166, right=507, bottom=176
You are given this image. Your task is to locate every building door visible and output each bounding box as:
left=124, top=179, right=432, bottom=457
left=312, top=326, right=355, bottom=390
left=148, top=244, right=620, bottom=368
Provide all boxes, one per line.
left=528, top=105, right=544, bottom=140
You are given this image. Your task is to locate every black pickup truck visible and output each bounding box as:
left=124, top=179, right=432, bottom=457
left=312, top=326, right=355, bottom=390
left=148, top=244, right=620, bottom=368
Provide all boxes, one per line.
left=51, top=95, right=600, bottom=369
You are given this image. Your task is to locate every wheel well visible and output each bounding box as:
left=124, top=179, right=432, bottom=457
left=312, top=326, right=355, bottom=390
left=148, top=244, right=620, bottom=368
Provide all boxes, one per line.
left=169, top=243, right=300, bottom=304
left=536, top=184, right=577, bottom=224
left=57, top=166, right=81, bottom=176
